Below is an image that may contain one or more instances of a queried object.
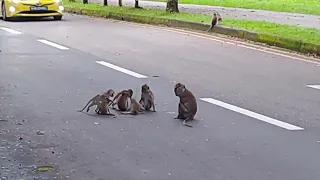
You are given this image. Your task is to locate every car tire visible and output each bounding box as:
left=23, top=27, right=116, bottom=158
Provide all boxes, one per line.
left=53, top=16, right=62, bottom=20
left=1, top=2, right=10, bottom=21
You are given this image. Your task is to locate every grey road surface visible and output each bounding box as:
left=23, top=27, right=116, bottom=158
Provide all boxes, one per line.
left=89, top=0, right=320, bottom=29
left=1, top=15, right=320, bottom=180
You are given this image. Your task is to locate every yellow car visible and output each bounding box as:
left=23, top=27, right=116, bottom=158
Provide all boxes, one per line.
left=1, top=0, right=64, bottom=21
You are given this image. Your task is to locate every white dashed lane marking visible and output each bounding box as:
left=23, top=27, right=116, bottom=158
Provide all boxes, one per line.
left=199, top=97, right=304, bottom=131
left=37, top=39, right=69, bottom=50
left=306, top=85, right=320, bottom=90
left=95, top=61, right=148, bottom=79
left=0, top=27, right=22, bottom=34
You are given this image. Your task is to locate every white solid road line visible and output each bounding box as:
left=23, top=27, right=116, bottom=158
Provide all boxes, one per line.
left=199, top=98, right=304, bottom=131
left=37, top=39, right=69, bottom=50
left=0, top=27, right=22, bottom=34
left=95, top=61, right=148, bottom=79
left=306, top=85, right=320, bottom=90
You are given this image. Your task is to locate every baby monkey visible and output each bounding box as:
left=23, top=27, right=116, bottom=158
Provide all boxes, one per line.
left=111, top=89, right=133, bottom=111
left=95, top=98, right=115, bottom=116
left=174, top=83, right=197, bottom=128
left=139, top=84, right=156, bottom=112
left=78, top=89, right=115, bottom=114
left=121, top=97, right=145, bottom=115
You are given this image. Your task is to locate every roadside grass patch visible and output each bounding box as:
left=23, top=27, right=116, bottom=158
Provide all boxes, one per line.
left=63, top=1, right=320, bottom=45
left=145, top=0, right=320, bottom=15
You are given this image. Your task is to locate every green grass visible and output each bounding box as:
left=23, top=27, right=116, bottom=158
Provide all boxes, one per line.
left=63, top=1, right=320, bottom=45
left=146, top=0, right=320, bottom=15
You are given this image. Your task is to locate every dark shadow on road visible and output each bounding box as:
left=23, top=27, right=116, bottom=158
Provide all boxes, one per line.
left=0, top=16, right=68, bottom=22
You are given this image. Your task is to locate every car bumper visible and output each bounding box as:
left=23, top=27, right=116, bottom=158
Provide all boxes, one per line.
left=5, top=1, right=63, bottom=17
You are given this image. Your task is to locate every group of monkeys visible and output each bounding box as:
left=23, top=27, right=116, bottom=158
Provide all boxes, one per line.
left=77, top=83, right=197, bottom=127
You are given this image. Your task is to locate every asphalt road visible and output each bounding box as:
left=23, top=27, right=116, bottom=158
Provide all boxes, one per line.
left=1, top=14, right=320, bottom=180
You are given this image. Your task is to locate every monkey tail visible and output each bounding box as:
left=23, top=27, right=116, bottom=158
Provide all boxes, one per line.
left=77, top=99, right=92, bottom=112
left=206, top=25, right=213, bottom=32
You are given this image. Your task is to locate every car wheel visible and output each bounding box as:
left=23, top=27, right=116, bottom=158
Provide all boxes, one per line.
left=53, top=16, right=62, bottom=20
left=1, top=3, right=8, bottom=21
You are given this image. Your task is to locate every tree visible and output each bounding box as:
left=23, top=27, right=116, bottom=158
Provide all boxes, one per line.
left=166, top=0, right=179, bottom=13
left=135, top=0, right=142, bottom=8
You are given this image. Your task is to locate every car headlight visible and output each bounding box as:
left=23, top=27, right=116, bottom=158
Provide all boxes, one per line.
left=12, top=0, right=19, bottom=4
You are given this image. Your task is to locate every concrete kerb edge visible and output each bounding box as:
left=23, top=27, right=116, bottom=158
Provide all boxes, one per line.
left=64, top=6, right=320, bottom=55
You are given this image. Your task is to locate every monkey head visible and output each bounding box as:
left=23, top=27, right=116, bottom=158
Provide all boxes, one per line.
left=141, top=84, right=150, bottom=93
left=107, top=89, right=115, bottom=97
left=174, top=83, right=187, bottom=97
left=127, top=89, right=133, bottom=97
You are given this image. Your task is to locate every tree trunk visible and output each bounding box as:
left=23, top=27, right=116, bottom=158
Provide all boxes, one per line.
left=103, top=0, right=108, bottom=6
left=134, top=0, right=142, bottom=8
left=82, top=0, right=88, bottom=4
left=118, top=0, right=122, bottom=7
left=166, top=0, right=179, bottom=13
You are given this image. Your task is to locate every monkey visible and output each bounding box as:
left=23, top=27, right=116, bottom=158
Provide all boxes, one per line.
left=207, top=12, right=222, bottom=32
left=173, top=83, right=197, bottom=128
left=95, top=98, right=116, bottom=116
left=111, top=89, right=133, bottom=111
left=139, top=84, right=156, bottom=112
left=77, top=89, right=115, bottom=113
left=121, top=97, right=145, bottom=115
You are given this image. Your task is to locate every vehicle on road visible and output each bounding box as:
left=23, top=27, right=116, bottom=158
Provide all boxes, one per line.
left=0, top=0, right=64, bottom=21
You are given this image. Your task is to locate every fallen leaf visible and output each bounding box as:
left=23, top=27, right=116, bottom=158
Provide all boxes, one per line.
left=35, top=165, right=53, bottom=172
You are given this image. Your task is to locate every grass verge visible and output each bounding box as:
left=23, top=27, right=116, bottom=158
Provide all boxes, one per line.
left=63, top=1, right=320, bottom=45
left=146, top=0, right=320, bottom=15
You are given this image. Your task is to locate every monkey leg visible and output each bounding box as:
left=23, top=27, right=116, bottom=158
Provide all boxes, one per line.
left=174, top=103, right=186, bottom=119
left=151, top=101, right=156, bottom=112
left=95, top=106, right=100, bottom=114
left=139, top=98, right=144, bottom=106
left=86, top=102, right=95, bottom=112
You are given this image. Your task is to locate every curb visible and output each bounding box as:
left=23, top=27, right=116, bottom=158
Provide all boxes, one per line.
left=64, top=6, right=320, bottom=55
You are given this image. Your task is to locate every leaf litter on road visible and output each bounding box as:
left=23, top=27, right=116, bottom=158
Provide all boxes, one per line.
left=35, top=165, right=54, bottom=172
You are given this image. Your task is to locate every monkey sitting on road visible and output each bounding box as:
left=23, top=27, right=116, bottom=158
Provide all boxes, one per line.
left=78, top=89, right=115, bottom=114
left=95, top=98, right=116, bottom=116
left=111, top=89, right=133, bottom=111
left=174, top=83, right=197, bottom=127
left=207, top=12, right=222, bottom=32
left=139, top=84, right=156, bottom=112
left=121, top=97, right=145, bottom=115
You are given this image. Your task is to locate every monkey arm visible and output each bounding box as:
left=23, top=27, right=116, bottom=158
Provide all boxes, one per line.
left=179, top=102, right=188, bottom=112
left=112, top=90, right=126, bottom=101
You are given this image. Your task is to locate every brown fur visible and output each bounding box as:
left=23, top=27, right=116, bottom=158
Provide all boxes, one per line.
left=207, top=12, right=222, bottom=32
left=78, top=89, right=115, bottom=113
left=121, top=97, right=145, bottom=115
left=95, top=98, right=116, bottom=116
left=111, top=89, right=133, bottom=111
left=139, top=84, right=156, bottom=112
left=174, top=83, right=197, bottom=127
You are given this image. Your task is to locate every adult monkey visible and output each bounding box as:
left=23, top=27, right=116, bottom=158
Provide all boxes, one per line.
left=139, top=84, right=156, bottom=112
left=111, top=89, right=133, bottom=111
left=174, top=83, right=197, bottom=127
left=78, top=89, right=115, bottom=113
